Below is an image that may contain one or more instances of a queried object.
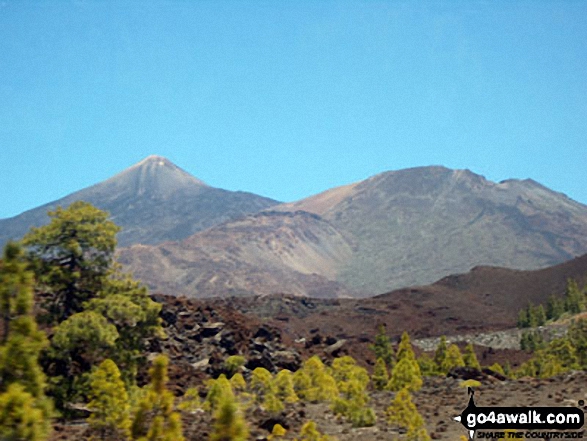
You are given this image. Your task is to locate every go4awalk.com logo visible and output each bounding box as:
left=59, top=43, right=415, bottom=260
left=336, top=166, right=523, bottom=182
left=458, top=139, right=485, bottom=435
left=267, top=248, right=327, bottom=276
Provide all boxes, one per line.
left=454, top=388, right=584, bottom=439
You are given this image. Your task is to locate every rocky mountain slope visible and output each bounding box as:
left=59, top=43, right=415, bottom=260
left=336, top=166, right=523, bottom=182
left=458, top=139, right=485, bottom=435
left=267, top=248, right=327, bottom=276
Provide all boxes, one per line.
left=0, top=155, right=279, bottom=247
left=119, top=165, right=587, bottom=298
left=118, top=210, right=354, bottom=298
left=277, top=166, right=587, bottom=293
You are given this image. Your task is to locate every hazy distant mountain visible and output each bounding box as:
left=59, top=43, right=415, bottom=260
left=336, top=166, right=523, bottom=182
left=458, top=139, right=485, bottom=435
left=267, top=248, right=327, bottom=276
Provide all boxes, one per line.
left=0, top=155, right=279, bottom=247
left=118, top=165, right=587, bottom=298
left=277, top=166, right=587, bottom=293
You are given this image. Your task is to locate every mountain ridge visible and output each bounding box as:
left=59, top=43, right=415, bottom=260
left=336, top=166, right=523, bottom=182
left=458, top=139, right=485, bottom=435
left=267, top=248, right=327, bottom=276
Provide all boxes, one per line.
left=118, top=165, right=587, bottom=298
left=0, top=156, right=279, bottom=247
left=4, top=158, right=587, bottom=299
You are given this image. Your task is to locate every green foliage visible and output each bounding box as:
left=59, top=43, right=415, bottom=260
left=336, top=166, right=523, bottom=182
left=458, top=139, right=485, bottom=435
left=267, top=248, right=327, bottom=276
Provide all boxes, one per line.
left=517, top=309, right=529, bottom=328
left=295, top=356, right=338, bottom=403
left=546, top=295, right=565, bottom=321
left=565, top=279, right=585, bottom=314
left=292, top=369, right=312, bottom=399
left=396, top=331, right=416, bottom=363
left=518, top=279, right=586, bottom=329
left=330, top=357, right=374, bottom=428
left=177, top=387, right=200, bottom=413
left=24, top=203, right=163, bottom=410
left=417, top=353, right=437, bottom=377
left=268, top=423, right=287, bottom=440
left=463, top=343, right=481, bottom=370
left=250, top=367, right=273, bottom=400
left=488, top=362, right=505, bottom=376
left=535, top=305, right=547, bottom=327
left=209, top=393, right=249, bottom=441
left=387, top=357, right=422, bottom=392
left=274, top=370, right=298, bottom=403
left=0, top=383, right=46, bottom=441
left=331, top=356, right=370, bottom=390
left=263, top=391, right=284, bottom=414
left=295, top=420, right=334, bottom=441
left=84, top=274, right=163, bottom=384
left=372, top=357, right=389, bottom=390
left=0, top=243, right=52, bottom=439
left=387, top=388, right=429, bottom=441
left=547, top=337, right=579, bottom=369
left=568, top=318, right=587, bottom=368
left=441, top=344, right=465, bottom=373
left=433, top=336, right=448, bottom=374
left=23, top=201, right=120, bottom=322
left=87, top=359, right=131, bottom=440
left=460, top=379, right=481, bottom=389
left=370, top=325, right=394, bottom=367
left=229, top=373, right=247, bottom=395
left=203, top=375, right=233, bottom=412
left=517, top=351, right=565, bottom=379
left=517, top=330, right=583, bottom=379
left=51, top=311, right=119, bottom=365
left=250, top=367, right=285, bottom=413
left=0, top=242, right=35, bottom=339
left=132, top=355, right=184, bottom=441
left=520, top=331, right=545, bottom=352
left=386, top=331, right=423, bottom=392
left=223, top=355, right=246, bottom=378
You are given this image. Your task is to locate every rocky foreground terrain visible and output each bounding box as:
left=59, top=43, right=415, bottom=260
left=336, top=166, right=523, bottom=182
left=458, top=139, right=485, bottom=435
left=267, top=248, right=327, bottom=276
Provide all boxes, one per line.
left=48, top=293, right=586, bottom=440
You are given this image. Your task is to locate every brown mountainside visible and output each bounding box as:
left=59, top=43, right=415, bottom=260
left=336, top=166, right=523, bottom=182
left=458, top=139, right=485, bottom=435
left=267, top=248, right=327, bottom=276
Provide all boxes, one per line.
left=277, top=166, right=587, bottom=293
left=118, top=211, right=354, bottom=298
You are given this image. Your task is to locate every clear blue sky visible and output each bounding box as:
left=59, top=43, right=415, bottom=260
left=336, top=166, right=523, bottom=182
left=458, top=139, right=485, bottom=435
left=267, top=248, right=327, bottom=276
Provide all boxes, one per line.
left=1, top=1, right=586, bottom=219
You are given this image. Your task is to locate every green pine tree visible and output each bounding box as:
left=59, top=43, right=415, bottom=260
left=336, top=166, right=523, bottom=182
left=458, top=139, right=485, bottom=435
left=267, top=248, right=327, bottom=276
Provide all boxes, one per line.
left=565, top=279, right=584, bottom=314
left=223, top=355, right=246, bottom=379
left=433, top=336, right=448, bottom=373
left=274, top=370, right=298, bottom=403
left=387, top=357, right=422, bottom=392
left=441, top=344, right=465, bottom=373
left=297, top=356, right=338, bottom=403
left=372, top=357, right=389, bottom=390
left=23, top=201, right=120, bottom=322
left=545, top=337, right=579, bottom=370
left=463, top=343, right=481, bottom=370
left=517, top=309, right=529, bottom=328
left=132, top=355, right=184, bottom=441
left=546, top=295, right=564, bottom=321
left=203, top=375, right=233, bottom=412
left=0, top=383, right=46, bottom=441
left=87, top=359, right=131, bottom=440
left=417, top=353, right=437, bottom=377
left=535, top=305, right=547, bottom=326
left=387, top=388, right=428, bottom=440
left=370, top=325, right=394, bottom=367
left=396, top=331, right=416, bottom=362
left=209, top=393, right=249, bottom=441
left=568, top=318, right=587, bottom=368
left=528, top=304, right=539, bottom=327
left=0, top=242, right=52, bottom=439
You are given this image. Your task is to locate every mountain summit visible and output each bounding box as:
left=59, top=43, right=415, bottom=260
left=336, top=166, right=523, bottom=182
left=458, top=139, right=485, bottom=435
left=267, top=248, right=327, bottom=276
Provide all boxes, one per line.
left=277, top=166, right=587, bottom=293
left=103, top=155, right=208, bottom=199
left=0, top=156, right=278, bottom=247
